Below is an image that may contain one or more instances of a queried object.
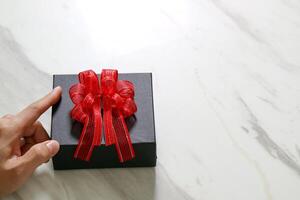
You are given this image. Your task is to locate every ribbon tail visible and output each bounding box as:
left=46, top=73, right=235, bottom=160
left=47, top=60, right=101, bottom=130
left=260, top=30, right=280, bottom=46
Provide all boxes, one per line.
left=74, top=98, right=102, bottom=161
left=74, top=114, right=95, bottom=161
left=92, top=97, right=102, bottom=147
left=112, top=111, right=135, bottom=162
left=103, top=107, right=116, bottom=146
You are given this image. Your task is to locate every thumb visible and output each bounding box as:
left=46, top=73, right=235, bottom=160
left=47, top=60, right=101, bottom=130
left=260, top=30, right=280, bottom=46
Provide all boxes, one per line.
left=19, top=140, right=60, bottom=170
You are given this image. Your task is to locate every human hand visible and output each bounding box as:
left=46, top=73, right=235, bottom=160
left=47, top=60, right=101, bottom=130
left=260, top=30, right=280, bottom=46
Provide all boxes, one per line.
left=0, top=87, right=62, bottom=197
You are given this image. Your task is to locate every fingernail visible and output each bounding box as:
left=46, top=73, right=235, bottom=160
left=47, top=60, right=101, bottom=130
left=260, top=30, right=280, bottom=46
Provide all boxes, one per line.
left=46, top=140, right=60, bottom=155
left=53, top=86, right=62, bottom=93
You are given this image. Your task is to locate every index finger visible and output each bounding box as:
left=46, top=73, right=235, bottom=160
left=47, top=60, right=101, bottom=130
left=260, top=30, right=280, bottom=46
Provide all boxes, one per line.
left=16, top=86, right=62, bottom=129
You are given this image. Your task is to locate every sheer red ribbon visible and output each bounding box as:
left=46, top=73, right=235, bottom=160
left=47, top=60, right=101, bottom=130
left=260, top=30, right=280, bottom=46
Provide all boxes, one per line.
left=69, top=69, right=137, bottom=162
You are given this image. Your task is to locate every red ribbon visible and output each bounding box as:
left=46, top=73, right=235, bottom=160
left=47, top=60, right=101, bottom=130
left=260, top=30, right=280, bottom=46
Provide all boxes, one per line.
left=69, top=69, right=137, bottom=162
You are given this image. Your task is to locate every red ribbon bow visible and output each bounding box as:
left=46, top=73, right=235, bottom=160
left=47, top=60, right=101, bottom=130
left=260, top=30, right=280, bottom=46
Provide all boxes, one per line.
left=69, top=69, right=137, bottom=162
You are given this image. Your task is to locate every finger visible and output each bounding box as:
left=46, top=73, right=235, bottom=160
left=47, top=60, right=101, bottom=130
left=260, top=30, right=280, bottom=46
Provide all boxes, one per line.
left=17, top=140, right=60, bottom=171
left=21, top=137, right=35, bottom=155
left=22, top=121, right=50, bottom=154
left=1, top=114, right=14, bottom=119
left=13, top=137, right=26, bottom=157
left=23, top=121, right=49, bottom=141
left=9, top=141, right=21, bottom=158
left=6, top=136, right=25, bottom=158
left=16, top=86, right=62, bottom=129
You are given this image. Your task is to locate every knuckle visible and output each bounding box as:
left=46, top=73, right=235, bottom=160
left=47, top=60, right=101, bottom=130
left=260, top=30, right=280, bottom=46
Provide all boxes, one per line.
left=2, top=114, right=14, bottom=119
left=8, top=164, right=24, bottom=177
left=0, top=118, right=17, bottom=132
left=12, top=166, right=24, bottom=177
left=11, top=118, right=24, bottom=131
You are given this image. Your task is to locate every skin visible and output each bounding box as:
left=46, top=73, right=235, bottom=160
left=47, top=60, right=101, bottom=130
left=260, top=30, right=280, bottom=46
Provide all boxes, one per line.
left=0, top=86, right=62, bottom=197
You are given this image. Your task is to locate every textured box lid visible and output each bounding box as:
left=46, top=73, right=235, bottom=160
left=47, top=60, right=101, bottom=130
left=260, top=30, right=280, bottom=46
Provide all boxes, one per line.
left=51, top=73, right=156, bottom=145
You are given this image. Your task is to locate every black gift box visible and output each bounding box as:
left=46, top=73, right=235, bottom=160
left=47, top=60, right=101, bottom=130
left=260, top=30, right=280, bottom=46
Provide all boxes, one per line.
left=51, top=73, right=156, bottom=170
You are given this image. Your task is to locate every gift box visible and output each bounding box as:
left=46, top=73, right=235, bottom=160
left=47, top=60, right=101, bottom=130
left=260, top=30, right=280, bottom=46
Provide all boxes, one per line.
left=51, top=72, right=156, bottom=170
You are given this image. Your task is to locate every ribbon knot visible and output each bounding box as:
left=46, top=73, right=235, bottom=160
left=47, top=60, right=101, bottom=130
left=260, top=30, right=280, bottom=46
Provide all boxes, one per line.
left=69, top=69, right=136, bottom=162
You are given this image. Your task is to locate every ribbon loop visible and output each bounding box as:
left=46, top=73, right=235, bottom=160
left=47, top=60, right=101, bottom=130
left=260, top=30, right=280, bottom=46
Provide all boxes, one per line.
left=117, top=80, right=135, bottom=98
left=69, top=69, right=137, bottom=162
left=79, top=70, right=100, bottom=95
left=101, top=69, right=118, bottom=96
left=122, top=98, right=137, bottom=117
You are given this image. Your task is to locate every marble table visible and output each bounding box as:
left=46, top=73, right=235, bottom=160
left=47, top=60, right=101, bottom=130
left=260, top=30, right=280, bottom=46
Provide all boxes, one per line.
left=0, top=0, right=300, bottom=199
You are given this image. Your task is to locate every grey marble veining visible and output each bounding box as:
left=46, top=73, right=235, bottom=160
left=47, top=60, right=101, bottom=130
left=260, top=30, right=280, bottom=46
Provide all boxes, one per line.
left=0, top=0, right=300, bottom=199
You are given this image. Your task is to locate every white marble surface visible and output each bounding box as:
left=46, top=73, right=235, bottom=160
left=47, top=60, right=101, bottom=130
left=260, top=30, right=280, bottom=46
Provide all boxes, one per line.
left=0, top=0, right=300, bottom=199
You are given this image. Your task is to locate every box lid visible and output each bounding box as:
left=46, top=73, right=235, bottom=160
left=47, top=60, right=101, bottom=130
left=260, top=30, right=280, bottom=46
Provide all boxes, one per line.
left=51, top=73, right=156, bottom=145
